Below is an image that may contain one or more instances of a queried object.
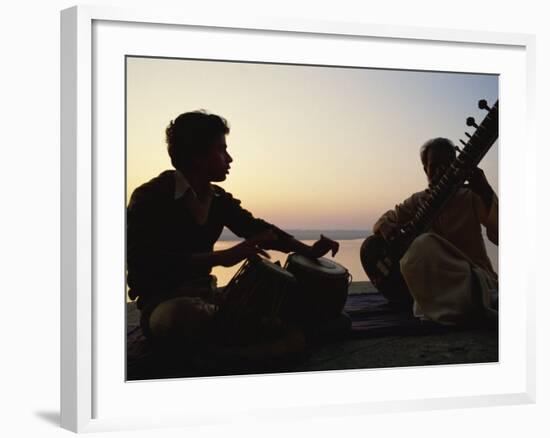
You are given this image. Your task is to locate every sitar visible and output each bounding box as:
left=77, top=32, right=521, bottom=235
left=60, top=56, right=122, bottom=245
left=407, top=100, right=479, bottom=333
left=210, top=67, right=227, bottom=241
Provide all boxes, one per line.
left=360, top=99, right=499, bottom=307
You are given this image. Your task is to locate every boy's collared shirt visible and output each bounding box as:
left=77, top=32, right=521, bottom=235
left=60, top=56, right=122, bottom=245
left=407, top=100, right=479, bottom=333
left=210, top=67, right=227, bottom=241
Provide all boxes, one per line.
left=174, top=170, right=213, bottom=225
left=127, top=169, right=291, bottom=308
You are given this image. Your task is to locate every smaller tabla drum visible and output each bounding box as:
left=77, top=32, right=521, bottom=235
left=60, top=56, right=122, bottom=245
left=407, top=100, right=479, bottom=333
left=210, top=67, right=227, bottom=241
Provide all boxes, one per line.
left=284, top=253, right=351, bottom=324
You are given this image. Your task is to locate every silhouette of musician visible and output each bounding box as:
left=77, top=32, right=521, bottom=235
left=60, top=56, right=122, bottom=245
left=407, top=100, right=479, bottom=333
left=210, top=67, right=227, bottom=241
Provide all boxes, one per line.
left=127, top=110, right=339, bottom=345
left=364, top=137, right=498, bottom=325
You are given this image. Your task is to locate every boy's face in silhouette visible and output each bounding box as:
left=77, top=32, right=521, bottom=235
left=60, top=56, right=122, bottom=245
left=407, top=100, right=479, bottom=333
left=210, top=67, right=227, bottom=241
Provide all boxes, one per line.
left=424, top=147, right=455, bottom=186
left=197, top=134, right=233, bottom=182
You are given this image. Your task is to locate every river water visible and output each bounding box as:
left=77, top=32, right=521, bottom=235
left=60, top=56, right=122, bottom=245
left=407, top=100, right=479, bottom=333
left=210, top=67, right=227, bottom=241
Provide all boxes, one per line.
left=212, top=238, right=499, bottom=287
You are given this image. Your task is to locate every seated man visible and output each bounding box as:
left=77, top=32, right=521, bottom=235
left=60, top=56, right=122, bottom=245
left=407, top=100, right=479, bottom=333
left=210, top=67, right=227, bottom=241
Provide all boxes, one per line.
left=127, top=110, right=339, bottom=346
left=367, top=137, right=498, bottom=326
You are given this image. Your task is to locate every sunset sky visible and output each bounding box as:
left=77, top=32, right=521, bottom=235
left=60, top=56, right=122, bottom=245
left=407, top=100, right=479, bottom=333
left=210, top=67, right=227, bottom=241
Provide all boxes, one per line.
left=126, top=57, right=498, bottom=230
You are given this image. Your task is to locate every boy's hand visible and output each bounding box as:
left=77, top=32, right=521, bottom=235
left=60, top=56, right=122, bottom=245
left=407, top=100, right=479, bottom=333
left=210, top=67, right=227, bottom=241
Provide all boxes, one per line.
left=217, top=238, right=271, bottom=267
left=309, top=235, right=339, bottom=258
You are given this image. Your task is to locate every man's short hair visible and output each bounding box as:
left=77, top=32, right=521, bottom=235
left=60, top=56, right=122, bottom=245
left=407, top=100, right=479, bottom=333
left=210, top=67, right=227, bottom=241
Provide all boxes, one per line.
left=166, top=110, right=230, bottom=170
left=420, top=137, right=456, bottom=166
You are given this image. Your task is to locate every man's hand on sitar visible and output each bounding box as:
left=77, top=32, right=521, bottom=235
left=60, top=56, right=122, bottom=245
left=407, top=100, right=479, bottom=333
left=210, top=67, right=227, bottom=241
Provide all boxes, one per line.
left=465, top=167, right=494, bottom=209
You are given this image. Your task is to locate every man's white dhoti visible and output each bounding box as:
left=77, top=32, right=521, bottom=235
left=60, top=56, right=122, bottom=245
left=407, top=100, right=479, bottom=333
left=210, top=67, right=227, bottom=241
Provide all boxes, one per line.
left=400, top=232, right=497, bottom=325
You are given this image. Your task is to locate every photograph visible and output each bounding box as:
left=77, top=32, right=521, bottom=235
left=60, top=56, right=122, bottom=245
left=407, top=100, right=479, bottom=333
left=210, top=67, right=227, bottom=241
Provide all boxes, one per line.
left=124, top=56, right=499, bottom=381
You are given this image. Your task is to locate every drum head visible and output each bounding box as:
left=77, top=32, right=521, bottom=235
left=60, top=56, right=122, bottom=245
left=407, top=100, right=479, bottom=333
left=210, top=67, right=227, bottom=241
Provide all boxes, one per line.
left=287, top=253, right=347, bottom=276
left=256, top=257, right=296, bottom=281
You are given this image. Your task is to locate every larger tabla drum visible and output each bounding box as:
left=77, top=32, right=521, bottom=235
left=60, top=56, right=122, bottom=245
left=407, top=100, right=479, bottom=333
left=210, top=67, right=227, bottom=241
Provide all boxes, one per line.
left=215, top=256, right=297, bottom=345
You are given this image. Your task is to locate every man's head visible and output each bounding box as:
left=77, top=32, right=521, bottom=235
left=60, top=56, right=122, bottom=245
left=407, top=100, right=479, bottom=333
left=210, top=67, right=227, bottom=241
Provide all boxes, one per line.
left=420, top=137, right=457, bottom=185
left=166, top=110, right=232, bottom=181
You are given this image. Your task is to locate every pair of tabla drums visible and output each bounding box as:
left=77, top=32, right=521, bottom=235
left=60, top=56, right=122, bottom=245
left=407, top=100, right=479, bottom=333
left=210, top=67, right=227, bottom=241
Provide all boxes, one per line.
left=219, top=253, right=351, bottom=326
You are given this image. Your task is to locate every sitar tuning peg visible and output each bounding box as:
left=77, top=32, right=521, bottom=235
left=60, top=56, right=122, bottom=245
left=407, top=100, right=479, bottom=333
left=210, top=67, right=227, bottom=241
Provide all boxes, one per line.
left=478, top=99, right=490, bottom=111
left=466, top=117, right=478, bottom=128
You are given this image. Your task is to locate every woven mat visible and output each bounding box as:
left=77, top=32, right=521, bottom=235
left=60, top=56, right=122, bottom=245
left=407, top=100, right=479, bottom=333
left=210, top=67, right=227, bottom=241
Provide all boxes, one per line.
left=126, top=292, right=454, bottom=380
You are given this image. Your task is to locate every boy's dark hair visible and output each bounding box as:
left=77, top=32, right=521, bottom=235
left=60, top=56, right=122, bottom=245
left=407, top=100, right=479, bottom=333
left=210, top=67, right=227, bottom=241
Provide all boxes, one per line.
left=166, top=110, right=230, bottom=170
left=420, top=137, right=456, bottom=166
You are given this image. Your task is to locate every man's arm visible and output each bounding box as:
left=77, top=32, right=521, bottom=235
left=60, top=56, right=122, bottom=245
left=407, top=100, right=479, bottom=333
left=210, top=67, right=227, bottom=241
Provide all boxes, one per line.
left=372, top=193, right=422, bottom=240
left=468, top=168, right=498, bottom=245
left=466, top=168, right=494, bottom=210
left=472, top=192, right=498, bottom=245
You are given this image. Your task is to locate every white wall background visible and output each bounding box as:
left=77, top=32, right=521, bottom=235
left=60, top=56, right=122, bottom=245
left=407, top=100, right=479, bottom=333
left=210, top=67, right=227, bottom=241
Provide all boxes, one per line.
left=0, top=1, right=547, bottom=437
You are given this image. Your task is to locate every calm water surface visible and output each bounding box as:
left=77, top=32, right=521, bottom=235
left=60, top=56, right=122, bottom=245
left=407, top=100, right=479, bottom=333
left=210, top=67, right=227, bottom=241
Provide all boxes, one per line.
left=212, top=238, right=499, bottom=287
left=126, top=238, right=498, bottom=301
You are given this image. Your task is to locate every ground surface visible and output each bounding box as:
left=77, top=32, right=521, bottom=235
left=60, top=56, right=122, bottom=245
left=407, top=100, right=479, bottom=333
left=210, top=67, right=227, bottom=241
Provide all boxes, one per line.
left=126, top=282, right=498, bottom=379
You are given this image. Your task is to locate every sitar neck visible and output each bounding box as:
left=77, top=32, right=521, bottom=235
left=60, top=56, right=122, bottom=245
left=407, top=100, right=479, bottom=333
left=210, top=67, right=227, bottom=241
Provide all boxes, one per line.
left=397, top=100, right=499, bottom=244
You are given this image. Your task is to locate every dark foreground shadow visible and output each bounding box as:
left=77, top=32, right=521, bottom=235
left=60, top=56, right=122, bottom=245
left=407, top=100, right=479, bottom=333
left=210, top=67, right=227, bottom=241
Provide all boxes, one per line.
left=34, top=411, right=60, bottom=427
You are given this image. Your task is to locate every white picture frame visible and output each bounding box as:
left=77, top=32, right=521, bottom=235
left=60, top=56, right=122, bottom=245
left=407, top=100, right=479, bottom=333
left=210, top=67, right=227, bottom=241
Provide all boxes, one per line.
left=60, top=5, right=536, bottom=433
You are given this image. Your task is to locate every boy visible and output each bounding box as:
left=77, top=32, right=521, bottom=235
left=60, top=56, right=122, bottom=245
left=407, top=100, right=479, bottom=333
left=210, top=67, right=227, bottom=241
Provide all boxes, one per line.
left=127, top=110, right=339, bottom=344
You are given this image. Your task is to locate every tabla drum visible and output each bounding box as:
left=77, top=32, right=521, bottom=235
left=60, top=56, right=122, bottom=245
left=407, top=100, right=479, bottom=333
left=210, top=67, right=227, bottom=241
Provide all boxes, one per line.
left=283, top=253, right=351, bottom=323
left=217, top=255, right=296, bottom=324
